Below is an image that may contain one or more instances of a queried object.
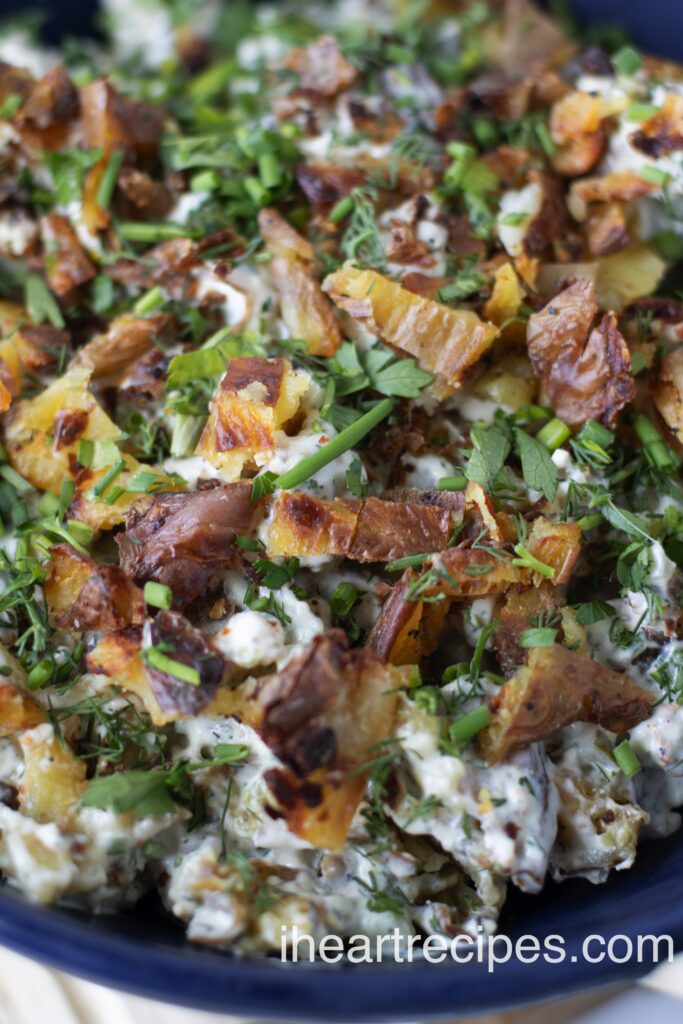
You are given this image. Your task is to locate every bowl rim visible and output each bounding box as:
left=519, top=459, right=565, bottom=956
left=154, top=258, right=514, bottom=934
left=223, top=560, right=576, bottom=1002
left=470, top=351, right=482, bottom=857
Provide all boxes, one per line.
left=0, top=881, right=682, bottom=1021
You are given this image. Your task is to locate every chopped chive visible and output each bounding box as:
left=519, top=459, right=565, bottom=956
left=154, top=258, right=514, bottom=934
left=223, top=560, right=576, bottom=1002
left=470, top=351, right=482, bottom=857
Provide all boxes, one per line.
left=103, top=484, right=126, bottom=505
left=512, top=543, right=555, bottom=578
left=25, top=273, right=64, bottom=329
left=26, top=658, right=53, bottom=691
left=258, top=152, right=281, bottom=189
left=251, top=399, right=394, bottom=502
left=37, top=492, right=60, bottom=517
left=640, top=165, right=670, bottom=187
left=0, top=464, right=34, bottom=493
left=625, top=102, right=659, bottom=122
left=328, top=195, right=354, bottom=223
left=500, top=211, right=529, bottom=226
left=385, top=553, right=429, bottom=572
left=613, top=739, right=641, bottom=778
left=133, top=285, right=165, bottom=315
left=59, top=478, right=75, bottom=515
left=437, top=474, right=467, bottom=491
left=632, top=413, right=678, bottom=473
left=77, top=439, right=94, bottom=467
left=144, top=581, right=173, bottom=609
left=190, top=169, right=221, bottom=192
left=235, top=534, right=264, bottom=551
left=66, top=520, right=94, bottom=547
left=448, top=705, right=490, bottom=750
left=10, top=501, right=28, bottom=527
left=612, top=45, right=643, bottom=76
left=127, top=469, right=163, bottom=494
left=90, top=459, right=125, bottom=499
left=537, top=417, right=571, bottom=451
left=329, top=581, right=359, bottom=617
left=535, top=122, right=557, bottom=157
left=244, top=175, right=269, bottom=205
left=385, top=42, right=413, bottom=64
left=96, top=149, right=124, bottom=211
left=118, top=222, right=197, bottom=242
left=143, top=647, right=200, bottom=686
left=577, top=512, right=603, bottom=532
left=170, top=413, right=206, bottom=458
left=519, top=627, right=557, bottom=648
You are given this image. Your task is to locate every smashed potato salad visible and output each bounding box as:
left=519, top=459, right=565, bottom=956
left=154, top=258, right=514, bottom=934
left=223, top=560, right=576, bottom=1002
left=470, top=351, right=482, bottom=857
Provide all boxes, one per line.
left=0, top=0, right=683, bottom=956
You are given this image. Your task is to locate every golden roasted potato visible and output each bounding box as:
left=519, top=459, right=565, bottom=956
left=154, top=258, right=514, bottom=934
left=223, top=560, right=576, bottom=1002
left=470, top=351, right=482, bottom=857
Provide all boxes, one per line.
left=5, top=366, right=177, bottom=530
left=481, top=645, right=654, bottom=763
left=197, top=357, right=310, bottom=480
left=483, top=263, right=525, bottom=341
left=0, top=679, right=45, bottom=737
left=472, top=350, right=538, bottom=411
left=323, top=263, right=499, bottom=397
left=0, top=321, right=57, bottom=413
left=259, top=209, right=343, bottom=357
left=18, top=725, right=86, bottom=823
left=367, top=572, right=450, bottom=665
left=266, top=492, right=453, bottom=562
left=258, top=631, right=399, bottom=850
left=652, top=345, right=683, bottom=442
left=45, top=544, right=145, bottom=631
left=71, top=313, right=171, bottom=380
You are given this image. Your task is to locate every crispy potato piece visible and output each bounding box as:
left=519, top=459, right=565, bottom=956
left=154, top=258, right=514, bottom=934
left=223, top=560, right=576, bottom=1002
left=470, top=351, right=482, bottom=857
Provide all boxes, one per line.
left=549, top=91, right=625, bottom=177
left=5, top=366, right=176, bottom=530
left=525, top=518, right=582, bottom=585
left=117, top=484, right=254, bottom=609
left=568, top=171, right=659, bottom=221
left=71, top=313, right=171, bottom=380
left=80, top=79, right=165, bottom=161
left=18, top=724, right=86, bottom=823
left=367, top=573, right=449, bottom=665
left=0, top=679, right=45, bottom=737
left=481, top=645, right=654, bottom=763
left=472, top=350, right=538, bottom=411
left=484, top=263, right=525, bottom=341
left=630, top=93, right=683, bottom=158
left=651, top=346, right=683, bottom=442
left=323, top=263, right=498, bottom=397
left=267, top=492, right=357, bottom=558
left=40, top=214, right=95, bottom=297
left=259, top=209, right=342, bottom=357
left=536, top=245, right=667, bottom=312
left=0, top=321, right=57, bottom=413
left=266, top=492, right=453, bottom=562
left=258, top=630, right=399, bottom=850
left=586, top=201, right=629, bottom=256
left=526, top=279, right=635, bottom=429
left=45, top=544, right=145, bottom=631
left=196, top=357, right=310, bottom=479
left=85, top=629, right=169, bottom=724
left=87, top=619, right=236, bottom=726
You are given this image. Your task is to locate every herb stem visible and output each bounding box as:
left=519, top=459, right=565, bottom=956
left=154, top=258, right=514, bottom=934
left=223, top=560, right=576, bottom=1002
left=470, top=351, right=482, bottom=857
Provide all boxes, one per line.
left=632, top=413, right=677, bottom=473
left=251, top=398, right=394, bottom=501
left=96, top=149, right=124, bottom=211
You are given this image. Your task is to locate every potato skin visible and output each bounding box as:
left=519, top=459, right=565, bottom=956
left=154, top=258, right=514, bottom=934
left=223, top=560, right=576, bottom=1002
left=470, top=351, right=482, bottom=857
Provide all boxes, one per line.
left=258, top=630, right=398, bottom=850
left=266, top=492, right=453, bottom=562
left=323, top=263, right=499, bottom=397
left=45, top=544, right=145, bottom=631
left=481, top=645, right=654, bottom=763
left=526, top=279, right=635, bottom=430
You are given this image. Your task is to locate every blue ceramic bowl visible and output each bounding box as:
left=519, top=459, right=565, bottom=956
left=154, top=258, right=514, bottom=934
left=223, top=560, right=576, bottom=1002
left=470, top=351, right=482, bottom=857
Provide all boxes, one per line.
left=1, top=1, right=683, bottom=1019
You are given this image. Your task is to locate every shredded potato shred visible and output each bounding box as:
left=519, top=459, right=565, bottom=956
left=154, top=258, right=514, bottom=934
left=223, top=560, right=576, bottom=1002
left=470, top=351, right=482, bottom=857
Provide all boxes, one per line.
left=0, top=0, right=683, bottom=956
